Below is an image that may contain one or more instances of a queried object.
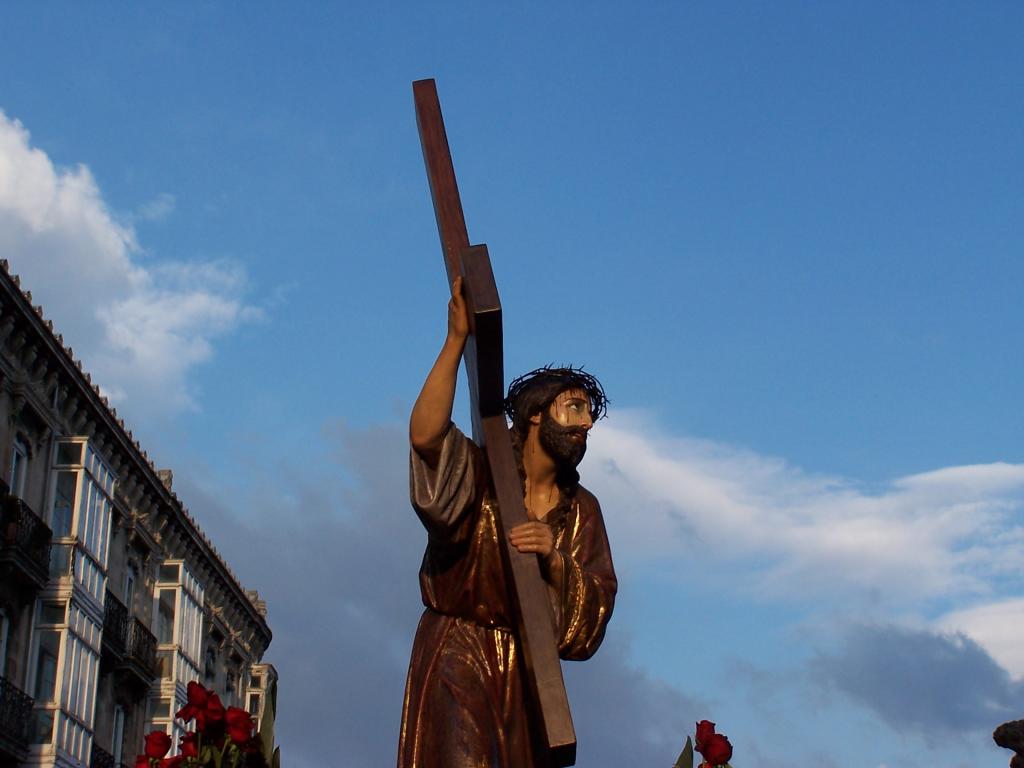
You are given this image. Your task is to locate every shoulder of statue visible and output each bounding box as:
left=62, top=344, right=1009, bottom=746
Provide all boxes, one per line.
left=574, top=484, right=601, bottom=512
left=443, top=422, right=480, bottom=455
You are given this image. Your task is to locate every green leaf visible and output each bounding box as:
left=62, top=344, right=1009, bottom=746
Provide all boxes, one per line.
left=672, top=736, right=694, bottom=768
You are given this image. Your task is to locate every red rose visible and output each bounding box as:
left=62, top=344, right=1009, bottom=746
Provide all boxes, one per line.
left=206, top=692, right=226, bottom=725
left=226, top=707, right=255, bottom=744
left=144, top=731, right=172, bottom=759
left=159, top=758, right=185, bottom=768
left=180, top=731, right=198, bottom=758
left=694, top=720, right=716, bottom=754
left=701, top=733, right=733, bottom=766
left=134, top=756, right=150, bottom=768
left=176, top=681, right=211, bottom=729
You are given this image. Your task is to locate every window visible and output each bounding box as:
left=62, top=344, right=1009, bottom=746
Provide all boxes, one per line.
left=50, top=440, right=114, bottom=570
left=32, top=601, right=67, bottom=709
left=79, top=451, right=113, bottom=565
left=29, top=601, right=100, bottom=760
left=51, top=470, right=77, bottom=538
left=125, top=565, right=137, bottom=613
left=225, top=672, right=236, bottom=706
left=39, top=602, right=65, bottom=625
left=159, top=563, right=181, bottom=583
left=248, top=693, right=260, bottom=716
left=33, top=630, right=60, bottom=702
left=32, top=710, right=54, bottom=744
left=150, top=562, right=204, bottom=698
left=10, top=438, right=28, bottom=498
left=157, top=590, right=176, bottom=645
left=156, top=652, right=172, bottom=680
left=204, top=648, right=218, bottom=687
left=49, top=543, right=73, bottom=578
left=55, top=442, right=83, bottom=466
left=112, top=706, right=126, bottom=765
left=62, top=624, right=99, bottom=732
left=153, top=593, right=174, bottom=647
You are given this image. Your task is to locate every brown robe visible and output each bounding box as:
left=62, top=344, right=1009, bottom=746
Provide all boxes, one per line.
left=398, top=425, right=617, bottom=768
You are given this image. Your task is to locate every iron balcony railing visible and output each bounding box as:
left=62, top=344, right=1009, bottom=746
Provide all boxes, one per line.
left=125, top=617, right=158, bottom=678
left=0, top=675, right=33, bottom=752
left=101, top=590, right=157, bottom=693
left=103, top=590, right=129, bottom=657
left=0, top=495, right=52, bottom=590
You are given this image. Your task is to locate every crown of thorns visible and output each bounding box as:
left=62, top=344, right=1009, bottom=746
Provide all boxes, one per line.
left=504, top=365, right=609, bottom=424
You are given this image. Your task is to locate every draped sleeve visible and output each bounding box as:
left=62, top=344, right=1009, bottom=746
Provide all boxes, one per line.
left=409, top=423, right=482, bottom=544
left=552, top=487, right=617, bottom=661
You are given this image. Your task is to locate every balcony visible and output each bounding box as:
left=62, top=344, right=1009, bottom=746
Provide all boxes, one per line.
left=90, top=741, right=116, bottom=768
left=127, top=618, right=157, bottom=675
left=0, top=675, right=33, bottom=763
left=0, top=494, right=52, bottom=593
left=102, top=590, right=129, bottom=660
left=100, top=589, right=157, bottom=696
left=106, top=614, right=158, bottom=700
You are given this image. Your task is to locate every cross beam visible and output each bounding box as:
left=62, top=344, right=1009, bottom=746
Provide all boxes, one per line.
left=413, top=78, right=577, bottom=767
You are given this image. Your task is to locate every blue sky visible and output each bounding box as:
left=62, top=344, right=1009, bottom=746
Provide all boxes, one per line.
left=2, top=3, right=1023, bottom=766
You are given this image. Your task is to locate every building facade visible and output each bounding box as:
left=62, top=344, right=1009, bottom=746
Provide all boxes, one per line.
left=0, top=261, right=275, bottom=768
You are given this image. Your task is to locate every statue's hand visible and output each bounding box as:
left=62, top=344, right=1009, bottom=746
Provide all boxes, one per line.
left=509, top=521, right=555, bottom=559
left=447, top=275, right=470, bottom=342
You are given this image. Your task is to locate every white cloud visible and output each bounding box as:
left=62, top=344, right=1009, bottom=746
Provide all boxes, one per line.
left=135, top=192, right=176, bottom=222
left=938, top=598, right=1024, bottom=680
left=585, top=410, right=1024, bottom=604
left=0, top=110, right=257, bottom=414
left=584, top=412, right=1024, bottom=717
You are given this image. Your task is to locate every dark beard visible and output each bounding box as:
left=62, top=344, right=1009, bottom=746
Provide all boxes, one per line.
left=538, top=413, right=588, bottom=469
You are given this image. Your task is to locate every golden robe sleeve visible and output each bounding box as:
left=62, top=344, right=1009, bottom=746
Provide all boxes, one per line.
left=552, top=486, right=617, bottom=661
left=409, top=423, right=482, bottom=544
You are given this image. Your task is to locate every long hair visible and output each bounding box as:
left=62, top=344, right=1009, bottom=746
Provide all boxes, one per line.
left=504, top=366, right=608, bottom=534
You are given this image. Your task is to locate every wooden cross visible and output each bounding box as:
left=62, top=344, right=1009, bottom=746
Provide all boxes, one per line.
left=413, top=78, right=577, bottom=768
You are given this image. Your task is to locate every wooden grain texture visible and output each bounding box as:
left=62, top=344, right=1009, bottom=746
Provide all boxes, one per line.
left=461, top=245, right=504, bottom=422
left=413, top=79, right=469, bottom=284
left=413, top=78, right=577, bottom=767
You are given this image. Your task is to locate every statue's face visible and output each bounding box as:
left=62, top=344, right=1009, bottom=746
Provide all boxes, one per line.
left=538, top=388, right=592, bottom=467
left=547, top=388, right=594, bottom=428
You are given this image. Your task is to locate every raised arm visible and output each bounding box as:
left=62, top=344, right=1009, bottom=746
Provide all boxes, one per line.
left=410, top=276, right=469, bottom=467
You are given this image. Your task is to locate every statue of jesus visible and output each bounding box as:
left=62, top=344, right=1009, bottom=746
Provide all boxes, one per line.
left=398, top=276, right=617, bottom=767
